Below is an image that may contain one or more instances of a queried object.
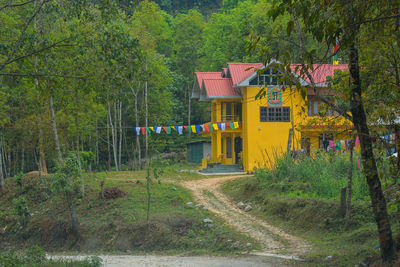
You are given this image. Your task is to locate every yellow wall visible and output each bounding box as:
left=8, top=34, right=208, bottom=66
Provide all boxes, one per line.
left=242, top=86, right=304, bottom=171
left=205, top=87, right=353, bottom=172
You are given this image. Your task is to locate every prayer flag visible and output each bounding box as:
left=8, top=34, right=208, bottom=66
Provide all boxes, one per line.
left=213, top=124, right=218, bottom=130
left=162, top=126, right=167, bottom=133
left=204, top=124, right=210, bottom=132
left=135, top=127, right=140, bottom=136
left=184, top=126, right=188, bottom=131
left=195, top=125, right=201, bottom=133
left=141, top=127, right=145, bottom=135
left=146, top=127, right=151, bottom=134
left=171, top=126, right=176, bottom=132
left=177, top=126, right=183, bottom=135
left=217, top=123, right=222, bottom=130
left=220, top=123, right=226, bottom=131
left=156, top=127, right=162, bottom=134
left=187, top=126, right=192, bottom=133
left=191, top=125, right=196, bottom=133
left=166, top=126, right=172, bottom=134
left=329, top=140, right=335, bottom=149
left=200, top=124, right=205, bottom=132
left=335, top=140, right=341, bottom=150
left=233, top=122, right=239, bottom=129
left=149, top=127, right=155, bottom=132
left=229, top=122, right=234, bottom=129
left=209, top=124, right=213, bottom=132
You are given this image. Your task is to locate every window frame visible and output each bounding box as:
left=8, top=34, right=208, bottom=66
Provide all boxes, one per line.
left=260, top=106, right=290, bottom=122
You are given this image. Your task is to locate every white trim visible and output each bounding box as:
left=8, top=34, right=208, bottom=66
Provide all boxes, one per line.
left=234, top=61, right=319, bottom=88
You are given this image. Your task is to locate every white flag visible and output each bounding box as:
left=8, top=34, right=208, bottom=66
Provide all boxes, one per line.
left=135, top=127, right=140, bottom=135
left=178, top=126, right=183, bottom=135
left=156, top=127, right=162, bottom=134
left=220, top=123, right=226, bottom=131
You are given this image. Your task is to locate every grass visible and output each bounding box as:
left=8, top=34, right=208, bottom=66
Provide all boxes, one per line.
left=0, top=162, right=254, bottom=255
left=254, top=152, right=369, bottom=201
left=221, top=152, right=400, bottom=266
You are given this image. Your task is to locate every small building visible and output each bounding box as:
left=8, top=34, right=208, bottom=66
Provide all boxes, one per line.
left=192, top=61, right=352, bottom=172
left=186, top=140, right=212, bottom=163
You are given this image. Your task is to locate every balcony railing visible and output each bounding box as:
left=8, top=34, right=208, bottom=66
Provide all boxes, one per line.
left=221, top=114, right=241, bottom=122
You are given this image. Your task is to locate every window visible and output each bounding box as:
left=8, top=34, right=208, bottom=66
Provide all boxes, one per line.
left=260, top=107, right=290, bottom=122
left=221, top=103, right=224, bottom=121
left=249, top=68, right=285, bottom=86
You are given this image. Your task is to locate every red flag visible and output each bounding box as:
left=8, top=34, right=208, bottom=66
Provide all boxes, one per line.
left=225, top=122, right=230, bottom=128
left=162, top=126, right=167, bottom=133
left=141, top=127, right=145, bottom=135
left=204, top=124, right=210, bottom=132
left=184, top=125, right=188, bottom=131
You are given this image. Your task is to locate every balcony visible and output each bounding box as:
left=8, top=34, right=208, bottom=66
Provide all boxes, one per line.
left=221, top=114, right=241, bottom=122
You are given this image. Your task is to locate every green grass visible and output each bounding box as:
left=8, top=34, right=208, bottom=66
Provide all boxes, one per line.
left=222, top=173, right=400, bottom=266
left=254, top=152, right=369, bottom=201
left=0, top=162, right=254, bottom=255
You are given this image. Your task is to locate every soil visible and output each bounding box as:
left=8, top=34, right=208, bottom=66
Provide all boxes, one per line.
left=179, top=175, right=311, bottom=259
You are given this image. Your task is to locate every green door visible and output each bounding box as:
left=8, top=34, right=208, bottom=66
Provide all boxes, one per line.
left=190, top=143, right=203, bottom=163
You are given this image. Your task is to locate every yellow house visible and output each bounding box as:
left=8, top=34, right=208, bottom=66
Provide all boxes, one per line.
left=192, top=62, right=353, bottom=172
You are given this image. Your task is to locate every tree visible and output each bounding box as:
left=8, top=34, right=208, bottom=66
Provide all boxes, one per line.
left=261, top=0, right=399, bottom=263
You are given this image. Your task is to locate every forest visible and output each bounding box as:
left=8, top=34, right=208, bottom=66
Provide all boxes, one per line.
left=0, top=0, right=328, bottom=177
left=1, top=0, right=400, bottom=266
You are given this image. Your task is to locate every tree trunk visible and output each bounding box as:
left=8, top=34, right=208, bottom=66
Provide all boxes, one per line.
left=38, top=127, right=47, bottom=173
left=49, top=95, right=63, bottom=166
left=106, top=111, right=111, bottom=171
left=348, top=42, right=394, bottom=262
left=21, top=140, right=24, bottom=173
left=0, top=138, right=4, bottom=193
left=118, top=101, right=122, bottom=169
left=145, top=69, right=148, bottom=161
left=188, top=84, right=191, bottom=141
left=344, top=135, right=356, bottom=230
left=135, top=94, right=141, bottom=169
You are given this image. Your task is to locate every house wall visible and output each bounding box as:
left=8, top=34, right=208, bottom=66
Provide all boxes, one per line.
left=242, top=86, right=305, bottom=171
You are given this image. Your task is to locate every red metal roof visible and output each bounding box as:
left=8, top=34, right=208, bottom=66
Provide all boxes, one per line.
left=195, top=72, right=222, bottom=88
left=290, top=64, right=348, bottom=85
left=227, top=63, right=263, bottom=85
left=202, top=78, right=238, bottom=97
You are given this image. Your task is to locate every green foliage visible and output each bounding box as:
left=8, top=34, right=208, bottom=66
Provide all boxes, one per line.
left=51, top=154, right=81, bottom=195
left=255, top=153, right=369, bottom=201
left=13, top=196, right=30, bottom=225
left=0, top=246, right=102, bottom=267
left=14, top=172, right=23, bottom=187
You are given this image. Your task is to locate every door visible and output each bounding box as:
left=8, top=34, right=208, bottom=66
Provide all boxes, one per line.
left=234, top=137, right=243, bottom=164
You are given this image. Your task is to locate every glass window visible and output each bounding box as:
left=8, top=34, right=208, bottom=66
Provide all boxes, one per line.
left=261, top=107, right=290, bottom=122
left=313, top=101, right=319, bottom=114
left=260, top=107, right=267, bottom=122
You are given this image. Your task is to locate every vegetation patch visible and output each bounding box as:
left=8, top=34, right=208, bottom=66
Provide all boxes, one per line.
left=222, top=154, right=400, bottom=266
left=0, top=167, right=254, bottom=255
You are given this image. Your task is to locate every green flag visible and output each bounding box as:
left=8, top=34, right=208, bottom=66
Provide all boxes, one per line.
left=230, top=122, right=235, bottom=129
left=146, top=127, right=151, bottom=134
left=166, top=126, right=171, bottom=134
left=209, top=124, right=213, bottom=132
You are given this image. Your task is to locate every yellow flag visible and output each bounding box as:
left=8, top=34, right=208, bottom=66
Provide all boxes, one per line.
left=191, top=125, right=196, bottom=133
left=213, top=124, right=218, bottom=130
left=171, top=126, right=176, bottom=131
left=233, top=122, right=239, bottom=129
left=149, top=127, right=155, bottom=132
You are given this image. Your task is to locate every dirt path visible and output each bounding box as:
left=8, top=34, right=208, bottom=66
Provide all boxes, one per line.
left=180, top=175, right=311, bottom=259
left=49, top=255, right=291, bottom=267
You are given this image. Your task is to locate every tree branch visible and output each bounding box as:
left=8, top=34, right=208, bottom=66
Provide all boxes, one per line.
left=0, top=0, right=35, bottom=11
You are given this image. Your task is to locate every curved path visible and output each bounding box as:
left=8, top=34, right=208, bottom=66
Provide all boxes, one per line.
left=179, top=175, right=311, bottom=259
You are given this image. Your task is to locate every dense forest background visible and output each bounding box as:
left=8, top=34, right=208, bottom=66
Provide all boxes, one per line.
left=0, top=0, right=396, bottom=177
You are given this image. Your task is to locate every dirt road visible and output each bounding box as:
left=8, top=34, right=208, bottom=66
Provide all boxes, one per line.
left=49, top=255, right=291, bottom=267
left=180, top=175, right=311, bottom=259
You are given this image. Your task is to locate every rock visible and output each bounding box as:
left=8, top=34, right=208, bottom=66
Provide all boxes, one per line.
left=203, top=218, right=213, bottom=223
left=246, top=243, right=252, bottom=247
left=206, top=224, right=214, bottom=228
left=244, top=205, right=252, bottom=212
left=202, top=206, right=208, bottom=211
left=324, top=255, right=333, bottom=261
left=172, top=187, right=177, bottom=191
left=237, top=201, right=246, bottom=209
left=227, top=239, right=232, bottom=242
left=358, top=262, right=367, bottom=267
left=195, top=204, right=204, bottom=209
left=232, top=241, right=241, bottom=248
left=186, top=202, right=194, bottom=208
